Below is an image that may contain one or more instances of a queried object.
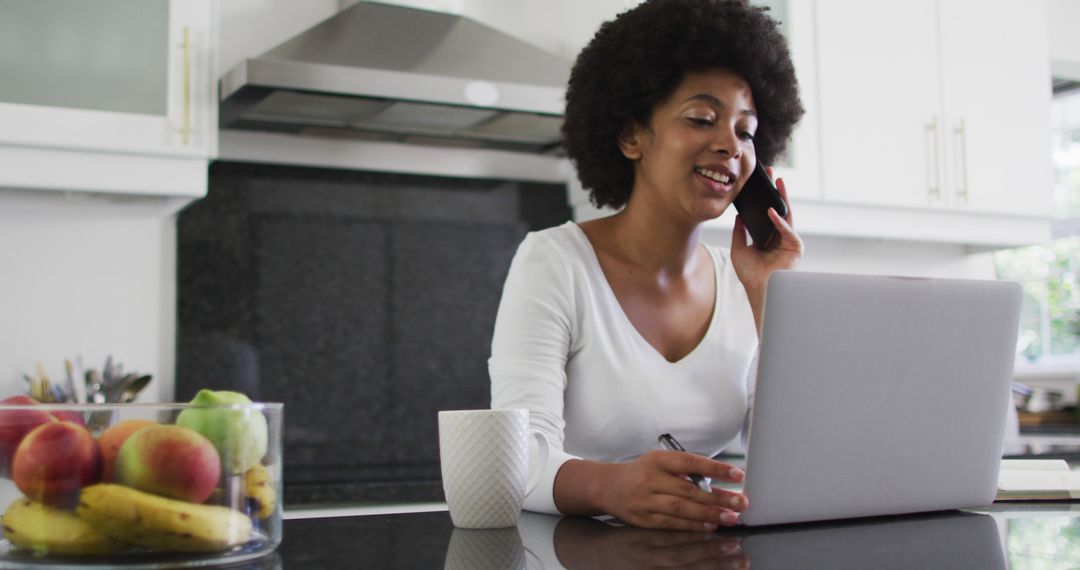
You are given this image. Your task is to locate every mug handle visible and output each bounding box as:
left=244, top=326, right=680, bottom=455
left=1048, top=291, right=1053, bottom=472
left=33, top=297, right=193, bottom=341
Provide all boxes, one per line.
left=525, top=431, right=549, bottom=496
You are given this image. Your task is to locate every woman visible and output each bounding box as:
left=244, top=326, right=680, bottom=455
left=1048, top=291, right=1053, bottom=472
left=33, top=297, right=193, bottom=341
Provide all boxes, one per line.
left=490, top=0, right=805, bottom=531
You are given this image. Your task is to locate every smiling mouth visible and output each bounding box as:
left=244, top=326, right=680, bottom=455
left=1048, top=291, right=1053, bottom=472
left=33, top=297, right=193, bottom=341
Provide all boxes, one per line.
left=694, top=166, right=733, bottom=187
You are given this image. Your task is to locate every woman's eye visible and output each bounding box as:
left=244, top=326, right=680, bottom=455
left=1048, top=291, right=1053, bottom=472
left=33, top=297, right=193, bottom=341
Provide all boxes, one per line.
left=739, top=131, right=756, bottom=141
left=687, top=117, right=715, bottom=127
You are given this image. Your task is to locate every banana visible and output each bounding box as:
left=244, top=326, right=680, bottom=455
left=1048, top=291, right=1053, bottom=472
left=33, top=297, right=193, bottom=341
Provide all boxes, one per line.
left=2, top=497, right=122, bottom=555
left=244, top=464, right=277, bottom=520
left=77, top=484, right=253, bottom=552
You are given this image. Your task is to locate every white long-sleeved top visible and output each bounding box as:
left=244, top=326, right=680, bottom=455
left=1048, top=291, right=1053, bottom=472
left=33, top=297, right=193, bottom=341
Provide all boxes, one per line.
left=489, top=221, right=758, bottom=514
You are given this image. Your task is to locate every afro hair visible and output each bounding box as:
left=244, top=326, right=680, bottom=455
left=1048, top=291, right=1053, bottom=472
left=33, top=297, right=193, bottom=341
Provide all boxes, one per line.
left=562, top=0, right=804, bottom=209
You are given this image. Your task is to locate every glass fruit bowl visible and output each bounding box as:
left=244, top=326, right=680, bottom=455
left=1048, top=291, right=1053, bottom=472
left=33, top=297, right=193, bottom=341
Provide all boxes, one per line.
left=0, top=393, right=283, bottom=568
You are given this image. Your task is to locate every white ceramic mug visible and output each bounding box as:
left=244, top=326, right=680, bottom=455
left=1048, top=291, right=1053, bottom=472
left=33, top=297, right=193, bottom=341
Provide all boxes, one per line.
left=438, top=409, right=548, bottom=529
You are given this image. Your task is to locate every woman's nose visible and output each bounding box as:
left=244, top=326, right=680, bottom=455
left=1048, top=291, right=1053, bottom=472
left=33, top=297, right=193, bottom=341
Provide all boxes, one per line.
left=709, top=127, right=741, bottom=157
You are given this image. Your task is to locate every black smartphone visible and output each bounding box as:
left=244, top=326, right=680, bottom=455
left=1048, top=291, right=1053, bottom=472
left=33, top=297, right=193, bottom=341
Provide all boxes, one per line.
left=732, top=162, right=787, bottom=250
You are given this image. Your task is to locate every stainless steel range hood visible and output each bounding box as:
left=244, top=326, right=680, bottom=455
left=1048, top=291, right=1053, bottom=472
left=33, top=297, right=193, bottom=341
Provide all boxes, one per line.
left=220, top=1, right=571, bottom=154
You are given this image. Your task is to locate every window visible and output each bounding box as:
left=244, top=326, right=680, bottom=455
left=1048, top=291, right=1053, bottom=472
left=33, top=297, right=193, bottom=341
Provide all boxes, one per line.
left=995, top=86, right=1080, bottom=361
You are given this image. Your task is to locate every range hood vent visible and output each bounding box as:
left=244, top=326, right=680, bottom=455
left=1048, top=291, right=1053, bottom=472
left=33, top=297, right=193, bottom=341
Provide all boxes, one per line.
left=220, top=1, right=571, bottom=154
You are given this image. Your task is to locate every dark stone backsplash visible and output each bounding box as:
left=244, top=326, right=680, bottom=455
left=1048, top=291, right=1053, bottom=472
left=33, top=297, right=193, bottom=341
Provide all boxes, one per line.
left=177, top=161, right=570, bottom=505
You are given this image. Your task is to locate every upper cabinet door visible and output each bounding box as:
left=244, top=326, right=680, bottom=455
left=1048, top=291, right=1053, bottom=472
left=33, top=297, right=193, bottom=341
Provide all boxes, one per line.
left=0, top=0, right=216, bottom=158
left=937, top=0, right=1053, bottom=217
left=815, top=0, right=943, bottom=209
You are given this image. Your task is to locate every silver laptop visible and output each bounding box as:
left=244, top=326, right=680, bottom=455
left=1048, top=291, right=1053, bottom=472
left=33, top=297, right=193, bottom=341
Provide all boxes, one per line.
left=739, top=271, right=1021, bottom=526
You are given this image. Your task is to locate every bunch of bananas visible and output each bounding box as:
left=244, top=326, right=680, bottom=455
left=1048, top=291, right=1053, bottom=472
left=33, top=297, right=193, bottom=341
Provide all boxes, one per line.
left=2, top=467, right=277, bottom=556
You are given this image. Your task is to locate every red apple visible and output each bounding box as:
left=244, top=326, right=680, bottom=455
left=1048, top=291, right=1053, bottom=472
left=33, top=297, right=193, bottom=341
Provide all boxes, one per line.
left=97, top=419, right=157, bottom=481
left=0, top=396, right=89, bottom=477
left=0, top=396, right=58, bottom=476
left=12, top=421, right=101, bottom=507
left=116, top=425, right=221, bottom=503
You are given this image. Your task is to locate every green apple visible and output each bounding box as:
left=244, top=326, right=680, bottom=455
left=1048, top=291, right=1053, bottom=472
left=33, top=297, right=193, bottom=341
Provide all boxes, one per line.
left=175, top=390, right=268, bottom=474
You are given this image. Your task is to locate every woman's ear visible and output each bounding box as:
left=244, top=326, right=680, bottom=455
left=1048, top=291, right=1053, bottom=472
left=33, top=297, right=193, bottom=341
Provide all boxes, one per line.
left=617, top=123, right=643, bottom=160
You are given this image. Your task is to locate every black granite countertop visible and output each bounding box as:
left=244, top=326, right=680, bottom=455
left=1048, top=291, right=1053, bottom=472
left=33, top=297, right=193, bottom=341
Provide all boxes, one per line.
left=242, top=502, right=1080, bottom=569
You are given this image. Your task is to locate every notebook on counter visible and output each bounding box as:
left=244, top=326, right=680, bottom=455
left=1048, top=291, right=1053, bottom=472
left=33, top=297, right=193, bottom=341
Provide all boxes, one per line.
left=997, top=459, right=1080, bottom=501
left=738, top=271, right=1022, bottom=526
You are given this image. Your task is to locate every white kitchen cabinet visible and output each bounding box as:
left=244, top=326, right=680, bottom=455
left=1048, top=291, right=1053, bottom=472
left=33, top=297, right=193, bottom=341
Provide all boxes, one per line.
left=815, top=0, right=941, bottom=209
left=815, top=0, right=1053, bottom=218
left=936, top=0, right=1053, bottom=216
left=0, top=0, right=217, bottom=197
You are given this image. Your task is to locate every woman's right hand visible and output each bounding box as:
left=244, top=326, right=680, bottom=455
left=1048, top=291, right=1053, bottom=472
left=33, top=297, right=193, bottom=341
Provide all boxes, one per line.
left=594, top=451, right=748, bottom=531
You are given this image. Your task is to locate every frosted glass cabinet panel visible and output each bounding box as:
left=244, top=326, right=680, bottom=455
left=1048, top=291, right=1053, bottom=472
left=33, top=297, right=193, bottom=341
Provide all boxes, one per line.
left=0, top=0, right=169, bottom=116
left=0, top=0, right=216, bottom=159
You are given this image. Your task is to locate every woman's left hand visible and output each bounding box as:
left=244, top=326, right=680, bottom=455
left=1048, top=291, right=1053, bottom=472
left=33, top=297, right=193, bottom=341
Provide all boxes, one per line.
left=730, top=169, right=803, bottom=331
left=730, top=169, right=803, bottom=291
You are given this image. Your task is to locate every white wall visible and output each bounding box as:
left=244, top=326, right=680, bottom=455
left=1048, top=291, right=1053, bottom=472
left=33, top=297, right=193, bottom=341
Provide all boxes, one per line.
left=464, top=0, right=641, bottom=61
left=0, top=191, right=177, bottom=402
left=702, top=226, right=997, bottom=280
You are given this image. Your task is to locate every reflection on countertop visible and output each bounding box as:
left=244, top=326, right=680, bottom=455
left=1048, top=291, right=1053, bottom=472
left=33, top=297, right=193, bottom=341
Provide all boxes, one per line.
left=525, top=511, right=1006, bottom=570
left=275, top=503, right=1080, bottom=569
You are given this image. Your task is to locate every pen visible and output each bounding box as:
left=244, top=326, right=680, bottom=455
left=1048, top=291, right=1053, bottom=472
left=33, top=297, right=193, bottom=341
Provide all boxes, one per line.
left=658, top=433, right=712, bottom=493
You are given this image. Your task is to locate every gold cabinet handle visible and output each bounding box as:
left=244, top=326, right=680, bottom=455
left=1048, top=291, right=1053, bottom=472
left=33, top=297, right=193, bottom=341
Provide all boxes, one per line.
left=953, top=119, right=969, bottom=204
left=926, top=116, right=941, bottom=202
left=181, top=26, right=191, bottom=146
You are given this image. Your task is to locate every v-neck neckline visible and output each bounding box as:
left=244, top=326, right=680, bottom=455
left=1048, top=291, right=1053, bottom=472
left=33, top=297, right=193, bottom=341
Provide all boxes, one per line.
left=568, top=222, right=723, bottom=365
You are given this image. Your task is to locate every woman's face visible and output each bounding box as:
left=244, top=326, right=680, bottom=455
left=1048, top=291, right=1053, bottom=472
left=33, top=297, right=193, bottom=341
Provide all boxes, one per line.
left=619, top=68, right=758, bottom=223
